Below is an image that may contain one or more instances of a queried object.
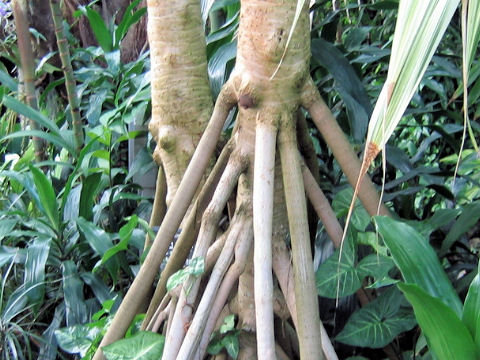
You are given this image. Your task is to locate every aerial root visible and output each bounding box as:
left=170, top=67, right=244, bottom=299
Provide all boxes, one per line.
left=278, top=118, right=324, bottom=360
left=143, top=139, right=235, bottom=328
left=300, top=77, right=390, bottom=217
left=162, top=151, right=247, bottom=360
left=253, top=121, right=278, bottom=359
left=92, top=83, right=235, bottom=360
left=198, top=213, right=253, bottom=358
left=178, top=213, right=250, bottom=359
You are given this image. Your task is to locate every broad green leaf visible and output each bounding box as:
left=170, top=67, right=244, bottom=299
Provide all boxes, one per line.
left=29, top=164, right=60, bottom=232
left=2, top=129, right=75, bottom=155
left=333, top=188, right=370, bottom=231
left=316, top=237, right=361, bottom=298
left=0, top=246, right=26, bottom=267
left=79, top=172, right=102, bottom=221
left=76, top=217, right=114, bottom=256
left=398, top=283, right=478, bottom=360
left=80, top=272, right=116, bottom=305
left=166, top=257, right=205, bottom=293
left=100, top=216, right=138, bottom=265
left=311, top=38, right=372, bottom=141
left=463, top=262, right=480, bottom=348
left=220, top=314, right=236, bottom=334
left=356, top=254, right=394, bottom=280
left=440, top=201, right=480, bottom=255
left=208, top=40, right=237, bottom=99
left=77, top=6, right=112, bottom=52
left=24, top=237, right=51, bottom=304
left=2, top=95, right=61, bottom=134
left=223, top=334, right=239, bottom=359
left=0, top=218, right=17, bottom=240
left=115, top=1, right=146, bottom=47
left=102, top=331, right=165, bottom=360
left=0, top=69, right=18, bottom=92
left=62, top=261, right=88, bottom=326
left=55, top=324, right=102, bottom=357
left=375, top=216, right=463, bottom=317
left=366, top=0, right=460, bottom=154
left=336, top=287, right=416, bottom=348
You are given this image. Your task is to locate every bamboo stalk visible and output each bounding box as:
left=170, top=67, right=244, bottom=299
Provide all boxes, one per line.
left=12, top=0, right=45, bottom=162
left=278, top=121, right=324, bottom=360
left=253, top=121, right=278, bottom=360
left=92, top=85, right=235, bottom=360
left=49, top=0, right=83, bottom=155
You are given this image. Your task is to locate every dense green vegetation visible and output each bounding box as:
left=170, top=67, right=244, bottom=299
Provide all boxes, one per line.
left=0, top=0, right=479, bottom=359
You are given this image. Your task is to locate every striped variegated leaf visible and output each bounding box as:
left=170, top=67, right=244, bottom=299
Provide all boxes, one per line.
left=365, top=0, right=460, bottom=159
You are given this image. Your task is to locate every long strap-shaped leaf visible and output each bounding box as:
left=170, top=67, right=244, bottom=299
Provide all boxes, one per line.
left=365, top=0, right=459, bottom=158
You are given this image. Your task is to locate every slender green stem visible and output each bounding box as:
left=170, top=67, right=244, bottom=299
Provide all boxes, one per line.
left=49, top=0, right=84, bottom=156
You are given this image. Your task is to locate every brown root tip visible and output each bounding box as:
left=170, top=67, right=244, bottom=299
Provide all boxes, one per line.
left=363, top=142, right=381, bottom=175
left=238, top=94, right=255, bottom=109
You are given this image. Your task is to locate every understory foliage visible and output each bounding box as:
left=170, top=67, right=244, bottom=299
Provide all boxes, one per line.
left=0, top=0, right=479, bottom=359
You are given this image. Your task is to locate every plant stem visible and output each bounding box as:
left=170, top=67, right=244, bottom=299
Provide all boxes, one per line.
left=253, top=121, right=277, bottom=359
left=12, top=0, right=45, bottom=162
left=49, top=0, right=83, bottom=156
left=278, top=121, right=324, bottom=360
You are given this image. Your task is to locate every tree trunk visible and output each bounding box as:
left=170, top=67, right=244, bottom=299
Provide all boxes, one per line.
left=94, top=0, right=390, bottom=359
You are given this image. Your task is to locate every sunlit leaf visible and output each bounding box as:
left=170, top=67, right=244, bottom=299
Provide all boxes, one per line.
left=463, top=262, right=480, bottom=348
left=399, top=283, right=478, bottom=360
left=102, top=331, right=165, bottom=360
left=365, top=0, right=460, bottom=156
left=375, top=216, right=463, bottom=317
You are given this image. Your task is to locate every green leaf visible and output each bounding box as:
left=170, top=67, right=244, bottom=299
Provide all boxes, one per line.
left=2, top=95, right=61, bottom=134
left=366, top=0, right=460, bottom=154
left=223, top=333, right=239, bottom=359
left=311, top=38, right=372, bottom=141
left=375, top=216, right=463, bottom=317
left=463, top=263, right=480, bottom=348
left=166, top=257, right=205, bottom=293
left=316, top=236, right=361, bottom=298
left=208, top=40, right=237, bottom=99
left=76, top=217, right=114, bottom=256
left=102, top=331, right=165, bottom=360
left=336, top=287, right=416, bottom=348
left=398, top=283, right=478, bottom=360
left=55, top=324, right=102, bottom=357
left=29, top=164, right=60, bottom=232
left=78, top=6, right=113, bottom=52
left=2, top=129, right=75, bottom=155
left=79, top=172, right=102, bottom=221
left=23, top=237, right=51, bottom=304
left=0, top=69, right=18, bottom=92
left=100, top=216, right=138, bottom=265
left=115, top=1, right=146, bottom=47
left=62, top=260, right=88, bottom=326
left=440, top=201, right=480, bottom=255
left=333, top=188, right=370, bottom=231
left=356, top=254, right=394, bottom=280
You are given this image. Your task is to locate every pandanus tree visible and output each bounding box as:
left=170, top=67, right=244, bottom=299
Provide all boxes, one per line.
left=93, top=1, right=387, bottom=359
left=93, top=0, right=479, bottom=359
